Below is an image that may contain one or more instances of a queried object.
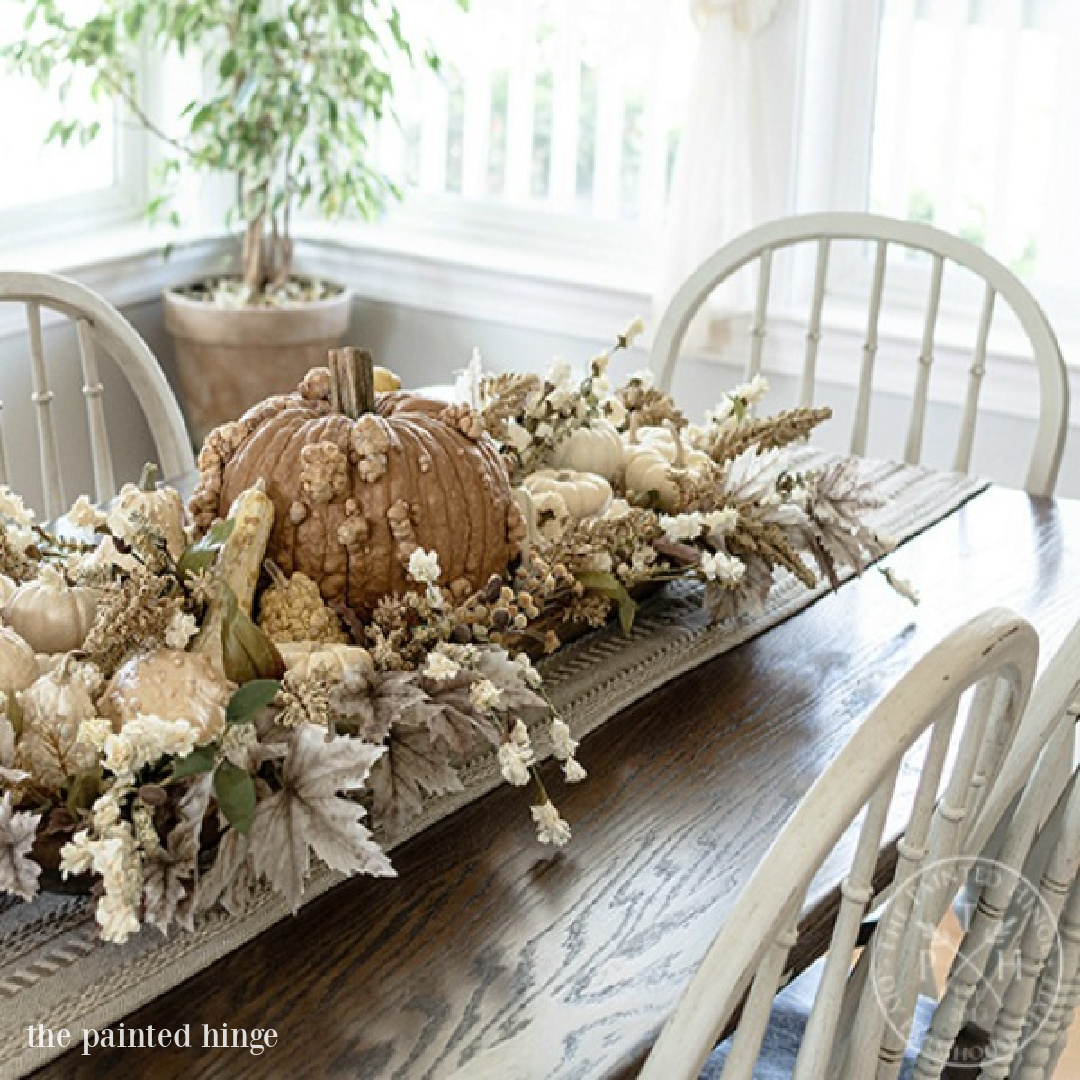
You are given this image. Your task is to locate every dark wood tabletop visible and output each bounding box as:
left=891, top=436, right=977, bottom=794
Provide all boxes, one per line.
left=33, top=484, right=1080, bottom=1080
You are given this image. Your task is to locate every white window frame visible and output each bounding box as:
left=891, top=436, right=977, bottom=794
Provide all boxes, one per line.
left=790, top=0, right=1080, bottom=356
left=0, top=47, right=153, bottom=249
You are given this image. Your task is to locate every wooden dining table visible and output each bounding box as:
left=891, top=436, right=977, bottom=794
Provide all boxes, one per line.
left=31, top=481, right=1080, bottom=1080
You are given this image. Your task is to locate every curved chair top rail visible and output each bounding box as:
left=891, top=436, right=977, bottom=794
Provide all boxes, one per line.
left=0, top=272, right=195, bottom=517
left=649, top=212, right=1069, bottom=497
left=641, top=606, right=1040, bottom=1080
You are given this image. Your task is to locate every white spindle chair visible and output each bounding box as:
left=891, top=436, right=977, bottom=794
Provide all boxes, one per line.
left=640, top=608, right=1042, bottom=1080
left=649, top=213, right=1069, bottom=497
left=0, top=272, right=194, bottom=518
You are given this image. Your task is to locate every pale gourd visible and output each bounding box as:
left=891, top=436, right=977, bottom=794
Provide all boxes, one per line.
left=551, top=419, right=624, bottom=481
left=278, top=641, right=375, bottom=685
left=623, top=427, right=712, bottom=511
left=5, top=578, right=100, bottom=655
left=194, top=481, right=275, bottom=674
left=0, top=627, right=37, bottom=694
left=522, top=469, right=613, bottom=521
left=107, top=463, right=188, bottom=559
left=100, top=650, right=232, bottom=743
left=373, top=365, right=402, bottom=392
left=0, top=574, right=16, bottom=607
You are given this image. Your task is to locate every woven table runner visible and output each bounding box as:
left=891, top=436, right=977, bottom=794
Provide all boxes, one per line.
left=0, top=458, right=986, bottom=1078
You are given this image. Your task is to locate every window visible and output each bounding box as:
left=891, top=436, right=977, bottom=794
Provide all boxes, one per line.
left=0, top=5, right=146, bottom=244
left=867, top=0, right=1080, bottom=317
left=378, top=0, right=696, bottom=275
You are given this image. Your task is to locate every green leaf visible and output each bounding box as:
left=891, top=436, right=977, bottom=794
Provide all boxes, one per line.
left=177, top=518, right=234, bottom=578
left=214, top=761, right=257, bottom=835
left=576, top=570, right=638, bottom=635
left=171, top=744, right=217, bottom=779
left=219, top=49, right=239, bottom=80
left=227, top=679, right=281, bottom=725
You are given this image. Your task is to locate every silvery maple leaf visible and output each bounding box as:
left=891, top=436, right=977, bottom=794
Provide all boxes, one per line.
left=368, top=719, right=465, bottom=837
left=331, top=671, right=437, bottom=744
left=704, top=556, right=775, bottom=625
left=0, top=791, right=41, bottom=902
left=424, top=677, right=501, bottom=756
left=143, top=774, right=212, bottom=934
left=196, top=827, right=256, bottom=915
left=473, top=648, right=550, bottom=715
left=249, top=724, right=393, bottom=911
left=804, top=459, right=890, bottom=584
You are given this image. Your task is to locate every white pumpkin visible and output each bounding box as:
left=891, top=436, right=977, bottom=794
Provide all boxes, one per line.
left=522, top=468, right=613, bottom=521
left=623, top=427, right=712, bottom=511
left=18, top=657, right=104, bottom=787
left=107, top=462, right=188, bottom=558
left=0, top=574, right=16, bottom=607
left=100, top=649, right=232, bottom=742
left=5, top=574, right=100, bottom=654
left=0, top=626, right=38, bottom=694
left=551, top=419, right=624, bottom=481
left=278, top=642, right=375, bottom=686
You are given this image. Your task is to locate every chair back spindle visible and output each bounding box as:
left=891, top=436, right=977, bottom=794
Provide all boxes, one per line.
left=904, top=253, right=944, bottom=465
left=25, top=300, right=66, bottom=520
left=800, top=238, right=831, bottom=408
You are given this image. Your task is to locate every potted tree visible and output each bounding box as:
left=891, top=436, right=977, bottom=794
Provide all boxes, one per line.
left=5, top=0, right=453, bottom=440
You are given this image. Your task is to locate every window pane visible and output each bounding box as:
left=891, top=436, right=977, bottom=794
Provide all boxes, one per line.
left=389, top=0, right=694, bottom=228
left=0, top=8, right=117, bottom=212
left=869, top=0, right=1078, bottom=285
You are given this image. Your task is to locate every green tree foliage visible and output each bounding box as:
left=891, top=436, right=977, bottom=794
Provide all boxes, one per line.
left=4, top=0, right=465, bottom=295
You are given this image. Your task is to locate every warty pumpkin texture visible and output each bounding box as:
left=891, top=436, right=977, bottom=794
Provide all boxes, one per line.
left=190, top=348, right=524, bottom=614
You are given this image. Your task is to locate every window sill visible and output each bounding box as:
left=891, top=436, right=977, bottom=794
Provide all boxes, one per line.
left=292, top=219, right=652, bottom=342
left=0, top=223, right=231, bottom=336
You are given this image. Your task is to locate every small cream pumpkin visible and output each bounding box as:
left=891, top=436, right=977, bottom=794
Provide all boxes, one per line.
left=4, top=572, right=100, bottom=655
left=551, top=419, right=624, bottom=481
left=278, top=641, right=375, bottom=685
left=0, top=626, right=38, bottom=694
left=0, top=574, right=16, bottom=608
left=100, top=650, right=232, bottom=742
left=18, top=658, right=103, bottom=788
left=108, top=463, right=188, bottom=558
left=623, top=426, right=712, bottom=511
left=522, top=468, right=613, bottom=521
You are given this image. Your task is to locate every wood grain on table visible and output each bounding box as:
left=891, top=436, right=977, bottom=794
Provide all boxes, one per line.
left=33, top=486, right=1080, bottom=1080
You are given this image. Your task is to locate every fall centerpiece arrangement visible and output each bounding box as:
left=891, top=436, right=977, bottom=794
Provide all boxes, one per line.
left=0, top=326, right=896, bottom=943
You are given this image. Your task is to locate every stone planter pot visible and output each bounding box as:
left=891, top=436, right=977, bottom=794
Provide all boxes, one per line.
left=164, top=284, right=352, bottom=443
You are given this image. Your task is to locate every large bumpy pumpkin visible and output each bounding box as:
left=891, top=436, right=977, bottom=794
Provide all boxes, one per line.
left=190, top=348, right=522, bottom=613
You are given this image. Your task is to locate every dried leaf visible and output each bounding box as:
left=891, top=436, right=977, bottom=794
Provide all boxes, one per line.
left=143, top=774, right=212, bottom=934
left=368, top=720, right=465, bottom=836
left=0, top=792, right=41, bottom=902
left=249, top=725, right=392, bottom=910
left=196, top=827, right=253, bottom=915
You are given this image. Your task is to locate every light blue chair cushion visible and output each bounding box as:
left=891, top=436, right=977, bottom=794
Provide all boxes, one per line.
left=700, top=960, right=936, bottom=1079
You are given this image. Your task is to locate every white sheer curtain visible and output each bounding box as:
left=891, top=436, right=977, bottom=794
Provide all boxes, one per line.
left=654, top=0, right=799, bottom=350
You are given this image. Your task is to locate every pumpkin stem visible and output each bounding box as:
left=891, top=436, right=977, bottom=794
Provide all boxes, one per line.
left=139, top=462, right=160, bottom=492
left=328, top=347, right=376, bottom=419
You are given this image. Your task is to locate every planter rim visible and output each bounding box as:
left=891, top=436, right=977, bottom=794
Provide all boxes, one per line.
left=163, top=284, right=352, bottom=347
